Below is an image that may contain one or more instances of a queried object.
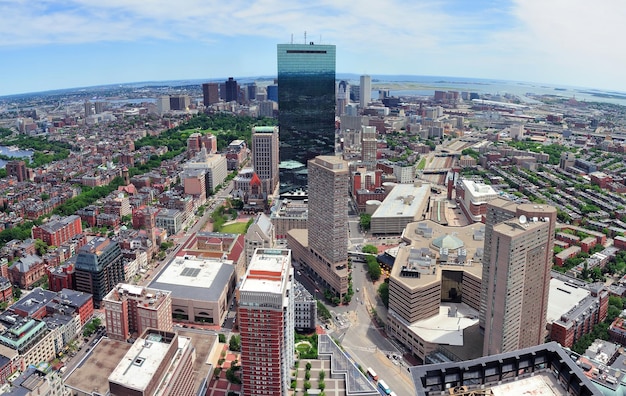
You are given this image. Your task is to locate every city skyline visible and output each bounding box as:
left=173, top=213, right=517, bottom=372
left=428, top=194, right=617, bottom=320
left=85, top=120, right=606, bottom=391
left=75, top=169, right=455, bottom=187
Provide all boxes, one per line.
left=1, top=0, right=625, bottom=96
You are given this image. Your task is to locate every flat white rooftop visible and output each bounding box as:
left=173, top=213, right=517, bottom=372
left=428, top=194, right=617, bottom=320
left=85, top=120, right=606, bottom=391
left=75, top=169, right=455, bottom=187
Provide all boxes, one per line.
left=109, top=334, right=190, bottom=392
left=240, top=249, right=291, bottom=295
left=372, top=183, right=430, bottom=219
left=408, top=303, right=478, bottom=346
left=154, top=256, right=231, bottom=289
left=461, top=179, right=498, bottom=199
left=546, top=278, right=590, bottom=324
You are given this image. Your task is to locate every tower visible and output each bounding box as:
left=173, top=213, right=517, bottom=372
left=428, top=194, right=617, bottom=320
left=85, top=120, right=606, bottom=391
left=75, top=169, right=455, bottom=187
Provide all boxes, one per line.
left=238, top=248, right=294, bottom=396
left=360, top=75, right=371, bottom=108
left=337, top=80, right=349, bottom=116
left=84, top=100, right=93, bottom=116
left=361, top=125, right=377, bottom=164
left=252, top=126, right=280, bottom=195
left=224, top=77, right=239, bottom=103
left=480, top=199, right=556, bottom=356
left=202, top=82, right=219, bottom=106
left=277, top=42, right=336, bottom=191
left=308, top=156, right=349, bottom=267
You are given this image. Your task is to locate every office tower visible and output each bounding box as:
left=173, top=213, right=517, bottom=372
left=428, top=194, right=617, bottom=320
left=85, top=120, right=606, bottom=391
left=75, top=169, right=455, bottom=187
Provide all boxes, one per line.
left=267, top=84, right=278, bottom=102
left=224, top=77, right=239, bottom=102
left=277, top=43, right=336, bottom=190
left=252, top=126, right=280, bottom=195
left=238, top=248, right=294, bottom=396
left=247, top=83, right=257, bottom=101
left=109, top=329, right=196, bottom=396
left=202, top=82, right=220, bottom=106
left=6, top=160, right=28, bottom=182
left=94, top=101, right=105, bottom=114
left=74, top=237, right=124, bottom=308
left=308, top=156, right=349, bottom=267
left=84, top=100, right=93, bottom=116
left=258, top=101, right=275, bottom=117
left=103, top=283, right=173, bottom=341
left=480, top=199, right=556, bottom=356
left=156, top=95, right=170, bottom=114
left=361, top=125, right=377, bottom=163
left=379, top=89, right=390, bottom=99
left=360, top=75, right=371, bottom=108
left=169, top=94, right=190, bottom=111
left=337, top=80, right=349, bottom=116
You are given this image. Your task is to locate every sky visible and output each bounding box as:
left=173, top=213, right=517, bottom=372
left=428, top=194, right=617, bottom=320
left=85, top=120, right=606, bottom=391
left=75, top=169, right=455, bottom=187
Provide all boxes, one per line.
left=1, top=0, right=625, bottom=96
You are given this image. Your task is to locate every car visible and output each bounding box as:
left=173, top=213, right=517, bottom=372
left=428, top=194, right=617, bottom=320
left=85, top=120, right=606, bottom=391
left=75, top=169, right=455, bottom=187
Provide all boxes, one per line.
left=356, top=288, right=360, bottom=292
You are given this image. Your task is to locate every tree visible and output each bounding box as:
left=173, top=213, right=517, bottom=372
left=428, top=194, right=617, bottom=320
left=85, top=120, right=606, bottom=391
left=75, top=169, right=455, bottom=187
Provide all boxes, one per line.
left=378, top=282, right=389, bottom=308
left=34, top=239, right=48, bottom=256
left=359, top=214, right=371, bottom=231
left=366, top=256, right=381, bottom=281
left=361, top=245, right=378, bottom=254
left=229, top=334, right=241, bottom=351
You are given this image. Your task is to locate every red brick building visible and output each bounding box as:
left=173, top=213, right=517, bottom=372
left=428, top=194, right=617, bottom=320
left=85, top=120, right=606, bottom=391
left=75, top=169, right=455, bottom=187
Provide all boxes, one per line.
left=32, top=215, right=82, bottom=247
left=47, top=263, right=75, bottom=292
left=8, top=255, right=46, bottom=289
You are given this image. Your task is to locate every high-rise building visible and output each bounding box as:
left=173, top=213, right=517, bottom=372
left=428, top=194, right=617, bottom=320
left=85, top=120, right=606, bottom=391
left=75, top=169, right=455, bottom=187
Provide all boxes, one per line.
left=252, top=126, right=280, bottom=195
left=308, top=156, right=349, bottom=266
left=202, top=82, right=220, bottom=106
left=277, top=43, right=336, bottom=190
left=156, top=95, right=170, bottom=115
left=480, top=199, right=556, bottom=356
left=238, top=248, right=294, bottom=396
left=360, top=75, right=371, bottom=108
left=6, top=160, right=29, bottom=182
left=224, top=77, right=239, bottom=103
left=94, top=101, right=105, bottom=114
left=103, top=283, right=173, bottom=341
left=361, top=125, right=377, bottom=164
left=84, top=100, right=93, bottom=116
left=169, top=94, right=190, bottom=111
left=337, top=80, right=349, bottom=116
left=247, top=83, right=257, bottom=101
left=74, top=237, right=125, bottom=308
left=267, top=84, right=278, bottom=102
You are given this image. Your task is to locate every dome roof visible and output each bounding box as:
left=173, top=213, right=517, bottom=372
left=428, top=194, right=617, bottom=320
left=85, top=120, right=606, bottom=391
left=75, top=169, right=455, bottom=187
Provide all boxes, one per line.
left=432, top=234, right=464, bottom=250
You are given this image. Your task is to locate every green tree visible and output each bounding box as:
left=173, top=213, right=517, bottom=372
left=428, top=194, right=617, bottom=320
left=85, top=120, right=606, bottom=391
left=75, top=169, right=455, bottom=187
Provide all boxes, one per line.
left=378, top=282, right=389, bottom=308
left=366, top=255, right=381, bottom=281
left=34, top=239, right=48, bottom=256
left=359, top=214, right=371, bottom=231
left=361, top=244, right=378, bottom=254
left=229, top=334, right=241, bottom=351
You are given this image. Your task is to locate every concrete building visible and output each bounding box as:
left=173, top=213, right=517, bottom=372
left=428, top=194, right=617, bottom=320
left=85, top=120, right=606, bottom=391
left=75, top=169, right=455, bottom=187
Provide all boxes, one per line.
left=361, top=125, right=377, bottom=164
left=169, top=94, right=190, bottom=111
left=0, top=317, right=56, bottom=372
left=238, top=248, right=294, bottom=396
left=252, top=126, right=280, bottom=195
left=183, top=149, right=228, bottom=194
left=2, top=366, right=65, bottom=396
left=360, top=75, right=371, bottom=109
left=370, top=182, right=430, bottom=235
left=480, top=199, right=556, bottom=356
left=103, top=283, right=173, bottom=342
left=202, top=82, right=219, bottom=106
left=181, top=168, right=207, bottom=204
left=386, top=220, right=484, bottom=362
left=270, top=199, right=308, bottom=240
left=108, top=329, right=195, bottom=396
left=456, top=179, right=500, bottom=222
left=155, top=209, right=184, bottom=236
left=74, top=237, right=124, bottom=308
left=149, top=255, right=236, bottom=325
left=410, top=342, right=601, bottom=396
left=244, top=213, right=275, bottom=267
left=288, top=156, right=350, bottom=298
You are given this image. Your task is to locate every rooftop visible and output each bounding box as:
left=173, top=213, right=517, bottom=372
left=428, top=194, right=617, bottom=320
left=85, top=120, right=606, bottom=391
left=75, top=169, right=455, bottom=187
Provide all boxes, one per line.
left=402, top=303, right=479, bottom=346
left=240, top=249, right=291, bottom=295
left=149, top=255, right=234, bottom=302
left=547, top=278, right=592, bottom=324
left=371, top=182, right=430, bottom=220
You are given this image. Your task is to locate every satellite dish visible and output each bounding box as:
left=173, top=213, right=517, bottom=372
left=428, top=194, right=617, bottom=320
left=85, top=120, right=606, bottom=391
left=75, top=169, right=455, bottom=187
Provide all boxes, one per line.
left=519, top=215, right=527, bottom=224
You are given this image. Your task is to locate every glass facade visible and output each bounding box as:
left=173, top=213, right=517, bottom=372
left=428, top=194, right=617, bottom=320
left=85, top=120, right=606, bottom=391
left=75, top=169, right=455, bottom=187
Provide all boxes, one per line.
left=277, top=43, right=336, bottom=191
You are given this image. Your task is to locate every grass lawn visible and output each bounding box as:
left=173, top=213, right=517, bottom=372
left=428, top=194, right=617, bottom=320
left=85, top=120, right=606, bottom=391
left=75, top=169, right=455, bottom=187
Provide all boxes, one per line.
left=220, top=222, right=248, bottom=234
left=417, top=158, right=426, bottom=170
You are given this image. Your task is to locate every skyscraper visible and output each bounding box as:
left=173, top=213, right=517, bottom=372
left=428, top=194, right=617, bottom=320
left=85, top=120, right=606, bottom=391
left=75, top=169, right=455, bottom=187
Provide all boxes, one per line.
left=337, top=80, right=349, bottom=116
left=252, top=126, right=279, bottom=195
left=74, top=237, right=125, bottom=308
left=224, top=77, right=239, bottom=103
left=277, top=43, right=336, bottom=190
left=202, top=82, right=219, bottom=106
left=480, top=199, right=556, bottom=356
left=361, top=125, right=377, bottom=164
left=360, top=75, right=371, bottom=108
left=238, top=248, right=294, bottom=396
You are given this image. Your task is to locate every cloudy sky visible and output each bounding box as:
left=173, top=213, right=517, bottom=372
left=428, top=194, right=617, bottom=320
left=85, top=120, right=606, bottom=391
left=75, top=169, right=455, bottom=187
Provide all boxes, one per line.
left=1, top=0, right=624, bottom=96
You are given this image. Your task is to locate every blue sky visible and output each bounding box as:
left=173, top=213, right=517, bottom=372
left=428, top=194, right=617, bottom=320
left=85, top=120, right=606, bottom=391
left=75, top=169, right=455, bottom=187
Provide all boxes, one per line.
left=1, top=0, right=625, bottom=96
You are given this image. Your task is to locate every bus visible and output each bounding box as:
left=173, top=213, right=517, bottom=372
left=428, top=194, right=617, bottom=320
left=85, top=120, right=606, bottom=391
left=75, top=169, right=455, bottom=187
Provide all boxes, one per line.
left=366, top=367, right=378, bottom=381
left=377, top=379, right=391, bottom=395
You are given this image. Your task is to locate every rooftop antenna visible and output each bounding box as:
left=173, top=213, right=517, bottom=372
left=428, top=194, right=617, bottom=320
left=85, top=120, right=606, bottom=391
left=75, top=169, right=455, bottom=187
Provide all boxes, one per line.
left=291, top=34, right=293, bottom=44
left=304, top=31, right=307, bottom=44
left=319, top=34, right=322, bottom=44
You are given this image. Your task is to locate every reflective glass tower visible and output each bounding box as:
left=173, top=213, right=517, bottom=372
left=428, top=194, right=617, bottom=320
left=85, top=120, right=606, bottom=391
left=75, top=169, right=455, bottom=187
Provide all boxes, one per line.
left=277, top=43, right=336, bottom=192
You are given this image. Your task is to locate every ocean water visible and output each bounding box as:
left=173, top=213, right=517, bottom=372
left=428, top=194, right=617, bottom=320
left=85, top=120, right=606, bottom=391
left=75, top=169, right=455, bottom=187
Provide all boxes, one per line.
left=361, top=75, right=626, bottom=106
left=0, top=146, right=33, bottom=168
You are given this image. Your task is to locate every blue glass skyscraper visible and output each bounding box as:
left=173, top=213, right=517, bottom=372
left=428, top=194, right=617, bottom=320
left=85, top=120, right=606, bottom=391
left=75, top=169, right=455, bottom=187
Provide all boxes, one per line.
left=277, top=43, right=336, bottom=191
